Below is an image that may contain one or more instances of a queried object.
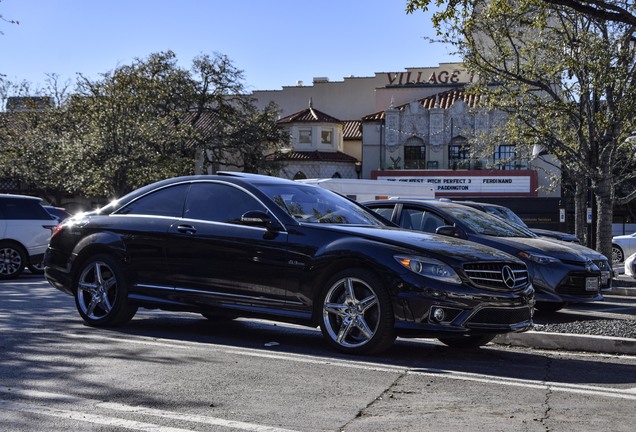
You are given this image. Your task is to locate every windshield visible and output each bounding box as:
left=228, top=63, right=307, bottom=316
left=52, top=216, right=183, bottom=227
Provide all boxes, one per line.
left=260, top=184, right=386, bottom=226
left=445, top=205, right=535, bottom=237
left=488, top=206, right=528, bottom=227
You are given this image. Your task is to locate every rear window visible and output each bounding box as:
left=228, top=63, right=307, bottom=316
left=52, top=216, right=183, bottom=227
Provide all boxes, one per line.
left=0, top=198, right=53, bottom=220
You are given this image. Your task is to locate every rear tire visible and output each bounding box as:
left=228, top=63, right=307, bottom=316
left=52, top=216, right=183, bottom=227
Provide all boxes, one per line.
left=0, top=242, right=26, bottom=280
left=319, top=269, right=395, bottom=355
left=74, top=254, right=137, bottom=326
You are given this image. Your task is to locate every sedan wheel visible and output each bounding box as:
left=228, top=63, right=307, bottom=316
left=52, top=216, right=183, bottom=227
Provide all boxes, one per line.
left=320, top=269, right=395, bottom=355
left=612, top=245, right=624, bottom=264
left=74, top=255, right=137, bottom=326
left=0, top=242, right=26, bottom=280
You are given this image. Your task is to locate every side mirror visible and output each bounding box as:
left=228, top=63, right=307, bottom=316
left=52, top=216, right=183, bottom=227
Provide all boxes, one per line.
left=436, top=225, right=464, bottom=239
left=240, top=210, right=280, bottom=230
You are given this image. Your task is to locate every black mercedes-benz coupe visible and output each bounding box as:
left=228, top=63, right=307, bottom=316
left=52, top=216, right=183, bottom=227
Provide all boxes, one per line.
left=44, top=173, right=534, bottom=354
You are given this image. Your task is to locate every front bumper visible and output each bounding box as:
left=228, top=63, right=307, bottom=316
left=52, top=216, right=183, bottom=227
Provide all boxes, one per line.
left=391, top=274, right=535, bottom=338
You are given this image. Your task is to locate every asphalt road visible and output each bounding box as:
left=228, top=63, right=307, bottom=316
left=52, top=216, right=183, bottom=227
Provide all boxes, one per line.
left=1, top=275, right=635, bottom=432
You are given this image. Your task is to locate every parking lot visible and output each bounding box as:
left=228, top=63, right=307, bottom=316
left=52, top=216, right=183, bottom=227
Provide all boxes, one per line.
left=1, top=274, right=635, bottom=431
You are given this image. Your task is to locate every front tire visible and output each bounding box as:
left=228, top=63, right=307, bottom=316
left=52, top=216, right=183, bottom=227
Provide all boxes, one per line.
left=0, top=242, right=26, bottom=280
left=74, top=254, right=137, bottom=326
left=319, top=269, right=395, bottom=355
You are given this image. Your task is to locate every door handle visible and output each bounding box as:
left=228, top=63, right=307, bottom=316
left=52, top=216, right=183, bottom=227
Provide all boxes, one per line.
left=177, top=224, right=197, bottom=235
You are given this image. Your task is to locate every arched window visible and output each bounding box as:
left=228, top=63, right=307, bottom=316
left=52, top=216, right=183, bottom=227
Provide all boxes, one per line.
left=293, top=171, right=307, bottom=180
left=332, top=172, right=342, bottom=178
left=404, top=136, right=426, bottom=169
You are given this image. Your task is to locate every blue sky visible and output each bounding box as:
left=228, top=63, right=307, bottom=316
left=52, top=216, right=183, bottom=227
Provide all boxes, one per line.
left=0, top=0, right=458, bottom=92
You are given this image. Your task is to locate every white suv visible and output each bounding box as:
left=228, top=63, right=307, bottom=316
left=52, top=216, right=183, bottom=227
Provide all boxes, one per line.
left=0, top=194, right=58, bottom=279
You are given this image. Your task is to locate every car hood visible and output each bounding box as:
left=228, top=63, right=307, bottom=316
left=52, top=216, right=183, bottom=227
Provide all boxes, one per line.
left=531, top=228, right=579, bottom=242
left=318, top=225, right=522, bottom=263
left=470, top=234, right=597, bottom=262
left=613, top=234, right=635, bottom=241
left=553, top=240, right=608, bottom=261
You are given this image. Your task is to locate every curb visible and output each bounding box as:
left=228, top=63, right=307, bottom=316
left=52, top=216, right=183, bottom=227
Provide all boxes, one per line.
left=494, top=331, right=636, bottom=355
left=611, top=286, right=636, bottom=296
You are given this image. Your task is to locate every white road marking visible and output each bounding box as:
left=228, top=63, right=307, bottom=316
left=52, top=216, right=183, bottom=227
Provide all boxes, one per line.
left=0, top=399, right=198, bottom=432
left=47, top=330, right=636, bottom=401
left=0, top=388, right=300, bottom=432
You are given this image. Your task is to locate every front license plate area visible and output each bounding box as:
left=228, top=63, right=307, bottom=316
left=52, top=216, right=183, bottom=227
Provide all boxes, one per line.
left=586, top=277, right=600, bottom=291
left=600, top=271, right=610, bottom=285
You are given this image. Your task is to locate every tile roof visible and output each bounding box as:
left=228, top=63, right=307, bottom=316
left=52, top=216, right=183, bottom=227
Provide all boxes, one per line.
left=361, top=87, right=483, bottom=121
left=278, top=151, right=358, bottom=163
left=342, top=120, right=362, bottom=140
left=277, top=107, right=341, bottom=124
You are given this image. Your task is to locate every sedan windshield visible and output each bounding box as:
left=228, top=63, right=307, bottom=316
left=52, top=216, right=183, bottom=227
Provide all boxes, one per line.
left=260, top=184, right=386, bottom=226
left=445, top=205, right=534, bottom=238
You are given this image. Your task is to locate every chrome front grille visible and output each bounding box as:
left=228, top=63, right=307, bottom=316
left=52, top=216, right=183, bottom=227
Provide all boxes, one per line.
left=463, top=262, right=529, bottom=291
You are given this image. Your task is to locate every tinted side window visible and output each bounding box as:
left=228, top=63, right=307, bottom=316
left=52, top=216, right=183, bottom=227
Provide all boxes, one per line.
left=0, top=198, right=53, bottom=220
left=370, top=206, right=395, bottom=222
left=400, top=207, right=446, bottom=232
left=117, top=184, right=189, bottom=217
left=184, top=183, right=265, bottom=223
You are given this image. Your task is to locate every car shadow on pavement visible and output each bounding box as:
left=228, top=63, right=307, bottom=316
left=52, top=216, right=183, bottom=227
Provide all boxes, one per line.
left=99, top=311, right=636, bottom=388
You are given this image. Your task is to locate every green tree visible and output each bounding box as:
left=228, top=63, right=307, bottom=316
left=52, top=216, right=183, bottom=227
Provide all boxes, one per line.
left=1, top=51, right=289, bottom=201
left=406, top=0, right=636, bottom=26
left=406, top=0, right=636, bottom=259
left=0, top=76, right=73, bottom=205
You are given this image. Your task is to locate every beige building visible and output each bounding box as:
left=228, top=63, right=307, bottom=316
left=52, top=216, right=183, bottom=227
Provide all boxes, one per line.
left=254, top=63, right=563, bottom=227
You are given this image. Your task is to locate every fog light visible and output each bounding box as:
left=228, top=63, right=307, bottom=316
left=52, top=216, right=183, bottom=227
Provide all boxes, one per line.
left=432, top=307, right=446, bottom=322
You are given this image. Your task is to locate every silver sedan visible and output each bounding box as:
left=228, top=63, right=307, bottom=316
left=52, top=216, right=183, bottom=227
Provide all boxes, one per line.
left=612, top=232, right=636, bottom=263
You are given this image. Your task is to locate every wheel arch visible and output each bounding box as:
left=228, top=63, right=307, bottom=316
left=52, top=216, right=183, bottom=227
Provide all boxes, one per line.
left=0, top=238, right=28, bottom=256
left=70, top=234, right=129, bottom=286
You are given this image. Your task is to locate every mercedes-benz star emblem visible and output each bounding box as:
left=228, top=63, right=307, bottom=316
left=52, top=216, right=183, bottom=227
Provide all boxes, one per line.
left=501, top=265, right=516, bottom=289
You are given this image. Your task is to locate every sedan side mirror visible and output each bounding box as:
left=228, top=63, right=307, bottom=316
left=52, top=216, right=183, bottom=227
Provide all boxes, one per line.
left=436, top=225, right=465, bottom=239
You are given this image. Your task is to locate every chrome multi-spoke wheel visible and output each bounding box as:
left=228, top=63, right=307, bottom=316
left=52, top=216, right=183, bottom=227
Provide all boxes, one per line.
left=612, top=245, right=624, bottom=264
left=74, top=255, right=137, bottom=326
left=320, top=269, right=394, bottom=354
left=0, top=242, right=26, bottom=280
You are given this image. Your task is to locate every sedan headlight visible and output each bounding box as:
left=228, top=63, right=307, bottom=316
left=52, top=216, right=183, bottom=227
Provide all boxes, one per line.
left=395, top=255, right=461, bottom=284
left=518, top=251, right=560, bottom=264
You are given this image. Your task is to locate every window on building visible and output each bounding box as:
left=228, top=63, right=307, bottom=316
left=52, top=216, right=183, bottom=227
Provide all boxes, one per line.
left=449, top=138, right=470, bottom=169
left=494, top=144, right=516, bottom=170
left=404, top=136, right=426, bottom=169
left=321, top=129, right=333, bottom=145
left=299, top=129, right=312, bottom=144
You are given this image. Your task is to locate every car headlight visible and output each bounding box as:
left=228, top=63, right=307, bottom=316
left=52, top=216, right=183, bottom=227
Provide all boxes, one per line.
left=395, top=255, right=461, bottom=284
left=518, top=251, right=560, bottom=264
